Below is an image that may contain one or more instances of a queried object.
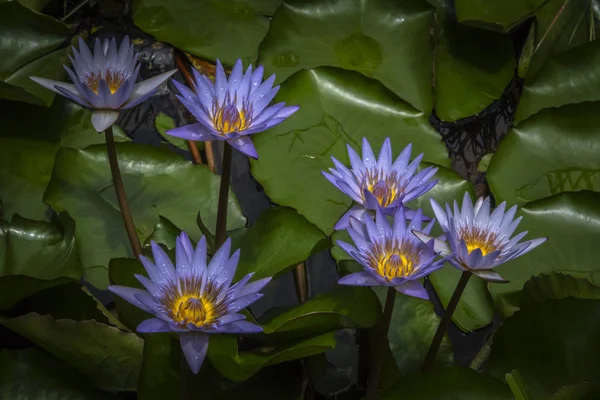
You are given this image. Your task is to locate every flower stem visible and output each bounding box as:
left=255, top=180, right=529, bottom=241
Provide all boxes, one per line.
left=215, top=142, right=232, bottom=249
left=104, top=126, right=142, bottom=257
left=422, top=270, right=472, bottom=372
left=367, top=287, right=396, bottom=395
left=293, top=262, right=309, bottom=303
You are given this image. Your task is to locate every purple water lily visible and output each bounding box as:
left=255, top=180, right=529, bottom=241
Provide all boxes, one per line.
left=166, top=58, right=299, bottom=159
left=413, top=192, right=548, bottom=282
left=322, top=137, right=438, bottom=230
left=108, top=232, right=271, bottom=374
left=30, top=36, right=176, bottom=132
left=337, top=207, right=446, bottom=300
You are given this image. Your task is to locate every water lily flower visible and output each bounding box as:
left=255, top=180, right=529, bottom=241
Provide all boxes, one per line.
left=166, top=58, right=299, bottom=159
left=323, top=137, right=439, bottom=230
left=337, top=207, right=446, bottom=300
left=413, top=192, right=548, bottom=282
left=108, top=232, right=271, bottom=374
left=30, top=36, right=176, bottom=133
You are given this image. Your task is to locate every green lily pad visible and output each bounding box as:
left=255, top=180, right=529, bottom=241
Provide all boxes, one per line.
left=374, top=286, right=453, bottom=375
left=517, top=40, right=600, bottom=122
left=487, top=102, right=600, bottom=207
left=0, top=348, right=115, bottom=400
left=434, top=17, right=516, bottom=121
left=0, top=98, right=128, bottom=221
left=485, top=296, right=600, bottom=398
left=257, top=0, right=434, bottom=112
left=133, top=0, right=273, bottom=65
left=454, top=0, right=544, bottom=31
left=0, top=213, right=81, bottom=310
left=0, top=313, right=143, bottom=391
left=375, top=367, right=513, bottom=399
left=43, top=143, right=246, bottom=289
left=232, top=207, right=327, bottom=281
left=0, top=1, right=70, bottom=106
left=137, top=335, right=181, bottom=400
left=207, top=331, right=336, bottom=382
left=250, top=67, right=450, bottom=235
left=259, top=285, right=379, bottom=341
left=489, top=191, right=600, bottom=315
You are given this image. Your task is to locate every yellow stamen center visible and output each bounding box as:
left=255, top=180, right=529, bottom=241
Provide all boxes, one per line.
left=171, top=295, right=215, bottom=327
left=461, top=229, right=498, bottom=257
left=375, top=252, right=415, bottom=281
left=367, top=180, right=399, bottom=207
left=212, top=103, right=249, bottom=135
left=85, top=71, right=126, bottom=94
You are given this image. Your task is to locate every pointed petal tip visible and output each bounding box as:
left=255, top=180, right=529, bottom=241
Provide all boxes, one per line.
left=91, top=110, right=120, bottom=133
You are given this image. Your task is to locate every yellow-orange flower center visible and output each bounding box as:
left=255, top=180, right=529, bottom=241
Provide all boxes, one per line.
left=171, top=295, right=215, bottom=327
left=460, top=228, right=498, bottom=257
left=375, top=252, right=415, bottom=280
left=212, top=103, right=250, bottom=135
left=85, top=71, right=126, bottom=94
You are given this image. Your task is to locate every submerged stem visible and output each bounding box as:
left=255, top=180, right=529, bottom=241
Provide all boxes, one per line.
left=214, top=143, right=232, bottom=249
left=367, top=287, right=396, bottom=396
left=104, top=126, right=142, bottom=257
left=293, top=263, right=310, bottom=303
left=422, top=270, right=472, bottom=372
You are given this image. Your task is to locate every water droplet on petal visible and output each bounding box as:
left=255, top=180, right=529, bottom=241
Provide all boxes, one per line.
left=253, top=82, right=258, bottom=87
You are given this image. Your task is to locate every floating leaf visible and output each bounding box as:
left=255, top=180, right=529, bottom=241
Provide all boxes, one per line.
left=454, top=0, right=544, bottom=31
left=490, top=191, right=600, bottom=315
left=0, top=348, right=115, bottom=400
left=0, top=1, right=70, bottom=106
left=0, top=213, right=81, bottom=310
left=207, top=331, right=336, bottom=382
left=257, top=0, right=434, bottom=112
left=133, top=0, right=274, bottom=65
left=487, top=103, right=600, bottom=206
left=0, top=313, right=143, bottom=391
left=259, top=286, right=379, bottom=341
left=434, top=17, right=516, bottom=121
left=251, top=67, right=449, bottom=235
left=44, top=143, right=245, bottom=288
left=375, top=367, right=513, bottom=399
left=486, top=297, right=600, bottom=398
left=517, top=40, right=600, bottom=122
left=232, top=207, right=327, bottom=281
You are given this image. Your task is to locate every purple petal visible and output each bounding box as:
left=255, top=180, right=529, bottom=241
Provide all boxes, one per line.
left=151, top=241, right=177, bottom=283
left=215, top=320, right=263, bottom=334
left=227, top=58, right=244, bottom=97
left=412, top=230, right=452, bottom=256
left=134, top=274, right=161, bottom=297
left=395, top=281, right=428, bottom=300
left=250, top=66, right=264, bottom=95
left=91, top=110, right=119, bottom=132
left=334, top=206, right=367, bottom=230
left=235, top=276, right=272, bottom=297
left=391, top=143, right=412, bottom=171
left=470, top=269, right=508, bottom=283
left=215, top=59, right=227, bottom=106
left=108, top=285, right=153, bottom=313
left=167, top=123, right=215, bottom=141
left=207, top=238, right=231, bottom=279
left=54, top=84, right=90, bottom=108
left=137, top=318, right=173, bottom=333
left=228, top=136, right=258, bottom=159
left=338, top=271, right=382, bottom=286
left=122, top=69, right=177, bottom=109
left=228, top=293, right=262, bottom=313
left=377, top=137, right=392, bottom=167
left=361, top=137, right=376, bottom=169
left=180, top=332, right=209, bottom=374
left=250, top=86, right=280, bottom=118
left=191, top=236, right=208, bottom=277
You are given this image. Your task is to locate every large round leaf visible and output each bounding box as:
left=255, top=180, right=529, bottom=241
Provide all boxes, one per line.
left=434, top=18, right=516, bottom=121
left=0, top=213, right=81, bottom=310
left=487, top=102, right=600, bottom=206
left=207, top=331, right=336, bottom=382
left=485, top=296, right=600, bottom=398
left=250, top=67, right=449, bottom=235
left=0, top=1, right=70, bottom=106
left=0, top=349, right=114, bottom=400
left=259, top=285, right=379, bottom=341
left=257, top=0, right=434, bottom=112
left=454, top=0, right=545, bottom=31
left=375, top=367, right=513, bottom=399
left=43, top=143, right=245, bottom=288
left=0, top=313, right=143, bottom=391
left=517, top=40, right=600, bottom=122
left=231, top=207, right=327, bottom=281
left=132, top=0, right=274, bottom=65
left=0, top=98, right=128, bottom=221
left=489, top=191, right=600, bottom=310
